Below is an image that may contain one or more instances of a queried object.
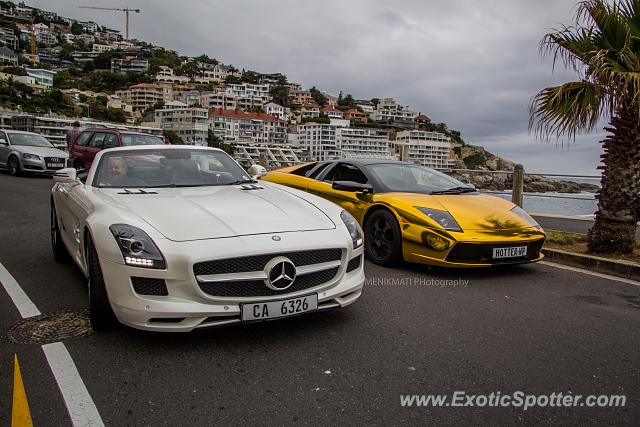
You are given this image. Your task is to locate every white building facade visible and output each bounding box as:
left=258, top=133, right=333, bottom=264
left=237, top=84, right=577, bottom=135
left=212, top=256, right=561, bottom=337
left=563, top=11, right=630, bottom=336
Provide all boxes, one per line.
left=337, top=128, right=396, bottom=160
left=391, top=130, right=453, bottom=169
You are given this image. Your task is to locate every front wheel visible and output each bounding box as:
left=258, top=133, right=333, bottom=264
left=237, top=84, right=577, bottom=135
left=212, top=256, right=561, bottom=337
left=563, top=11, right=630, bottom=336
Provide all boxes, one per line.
left=364, top=209, right=403, bottom=267
left=51, top=204, right=70, bottom=263
left=86, top=237, right=117, bottom=330
left=7, top=156, right=20, bottom=176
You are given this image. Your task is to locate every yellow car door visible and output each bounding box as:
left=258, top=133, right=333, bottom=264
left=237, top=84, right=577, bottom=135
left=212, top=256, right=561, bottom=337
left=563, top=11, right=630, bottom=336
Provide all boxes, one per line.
left=309, top=162, right=372, bottom=223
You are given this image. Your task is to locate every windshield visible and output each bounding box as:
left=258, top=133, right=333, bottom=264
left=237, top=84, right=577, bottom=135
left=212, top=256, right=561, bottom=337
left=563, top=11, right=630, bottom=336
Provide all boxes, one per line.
left=367, top=163, right=474, bottom=194
left=120, top=134, right=164, bottom=146
left=8, top=133, right=54, bottom=147
left=93, top=149, right=252, bottom=188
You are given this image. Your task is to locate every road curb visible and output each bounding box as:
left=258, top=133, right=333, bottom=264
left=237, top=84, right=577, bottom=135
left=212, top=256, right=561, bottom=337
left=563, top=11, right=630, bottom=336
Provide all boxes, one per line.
left=541, top=248, right=640, bottom=281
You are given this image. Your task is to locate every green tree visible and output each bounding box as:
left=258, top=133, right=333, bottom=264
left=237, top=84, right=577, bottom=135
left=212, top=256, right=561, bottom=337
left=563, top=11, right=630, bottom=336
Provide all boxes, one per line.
left=207, top=129, right=234, bottom=155
left=309, top=86, right=327, bottom=107
left=70, top=22, right=83, bottom=36
left=163, top=129, right=183, bottom=145
left=529, top=0, right=640, bottom=254
left=269, top=85, right=290, bottom=107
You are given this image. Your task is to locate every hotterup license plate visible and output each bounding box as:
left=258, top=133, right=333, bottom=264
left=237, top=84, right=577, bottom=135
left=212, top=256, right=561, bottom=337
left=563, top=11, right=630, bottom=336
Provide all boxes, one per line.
left=241, top=294, right=318, bottom=321
left=492, top=246, right=527, bottom=259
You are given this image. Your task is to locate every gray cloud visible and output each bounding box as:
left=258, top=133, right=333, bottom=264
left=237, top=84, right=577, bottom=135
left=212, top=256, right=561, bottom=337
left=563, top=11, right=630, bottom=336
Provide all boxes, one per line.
left=27, top=0, right=605, bottom=174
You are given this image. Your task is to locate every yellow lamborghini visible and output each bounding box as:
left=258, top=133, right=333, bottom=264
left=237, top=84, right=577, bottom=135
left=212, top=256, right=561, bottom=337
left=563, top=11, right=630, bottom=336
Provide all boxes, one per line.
left=261, top=160, right=546, bottom=268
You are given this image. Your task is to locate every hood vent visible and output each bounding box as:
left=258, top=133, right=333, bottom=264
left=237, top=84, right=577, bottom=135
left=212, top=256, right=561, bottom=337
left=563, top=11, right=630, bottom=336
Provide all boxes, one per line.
left=240, top=184, right=264, bottom=190
left=117, top=189, right=158, bottom=195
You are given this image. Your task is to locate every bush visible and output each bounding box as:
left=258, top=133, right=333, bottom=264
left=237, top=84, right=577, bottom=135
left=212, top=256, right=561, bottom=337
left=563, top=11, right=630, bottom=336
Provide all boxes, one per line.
left=463, top=154, right=487, bottom=169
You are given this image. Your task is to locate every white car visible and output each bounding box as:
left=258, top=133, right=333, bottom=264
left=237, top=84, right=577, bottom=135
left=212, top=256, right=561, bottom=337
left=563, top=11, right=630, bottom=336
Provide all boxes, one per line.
left=51, top=146, right=364, bottom=332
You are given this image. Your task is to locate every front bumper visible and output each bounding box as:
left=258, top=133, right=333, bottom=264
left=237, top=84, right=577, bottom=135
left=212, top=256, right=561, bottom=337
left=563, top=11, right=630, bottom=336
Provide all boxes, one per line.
left=21, top=155, right=68, bottom=174
left=98, top=230, right=365, bottom=332
left=401, top=224, right=546, bottom=268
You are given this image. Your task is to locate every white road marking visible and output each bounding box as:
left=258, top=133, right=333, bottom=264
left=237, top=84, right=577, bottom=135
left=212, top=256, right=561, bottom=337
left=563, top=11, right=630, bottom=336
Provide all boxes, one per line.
left=0, top=261, right=104, bottom=426
left=0, top=262, right=41, bottom=318
left=540, top=261, right=640, bottom=287
left=42, top=343, right=103, bottom=427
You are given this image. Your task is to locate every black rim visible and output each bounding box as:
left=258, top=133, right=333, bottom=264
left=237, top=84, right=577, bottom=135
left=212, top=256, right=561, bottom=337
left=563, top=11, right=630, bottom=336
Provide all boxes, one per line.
left=367, top=216, right=394, bottom=260
left=8, top=158, right=17, bottom=175
left=51, top=208, right=57, bottom=248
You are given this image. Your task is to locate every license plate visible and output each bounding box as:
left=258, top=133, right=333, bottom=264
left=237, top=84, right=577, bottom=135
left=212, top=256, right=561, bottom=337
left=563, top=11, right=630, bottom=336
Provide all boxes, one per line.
left=241, top=294, right=318, bottom=321
left=492, top=246, right=527, bottom=259
left=47, top=163, right=64, bottom=169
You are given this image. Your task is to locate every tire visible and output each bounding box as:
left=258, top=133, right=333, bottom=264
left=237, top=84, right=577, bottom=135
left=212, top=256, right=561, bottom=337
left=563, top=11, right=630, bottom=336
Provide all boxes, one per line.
left=51, top=203, right=70, bottom=263
left=364, top=209, right=403, bottom=267
left=7, top=155, right=20, bottom=176
left=86, top=237, right=117, bottom=330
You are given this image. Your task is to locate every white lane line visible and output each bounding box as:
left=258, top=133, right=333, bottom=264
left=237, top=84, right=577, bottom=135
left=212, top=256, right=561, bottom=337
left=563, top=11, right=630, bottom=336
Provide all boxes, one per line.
left=0, top=262, right=41, bottom=318
left=42, top=343, right=103, bottom=427
left=540, top=261, right=640, bottom=287
left=0, top=260, right=104, bottom=427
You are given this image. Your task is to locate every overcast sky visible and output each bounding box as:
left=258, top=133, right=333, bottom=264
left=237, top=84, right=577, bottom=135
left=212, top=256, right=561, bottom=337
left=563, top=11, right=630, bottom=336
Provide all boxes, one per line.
left=28, top=0, right=605, bottom=175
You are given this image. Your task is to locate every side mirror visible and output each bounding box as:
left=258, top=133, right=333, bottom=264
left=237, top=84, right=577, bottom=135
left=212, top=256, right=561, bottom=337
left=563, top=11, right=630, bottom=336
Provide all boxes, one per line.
left=332, top=181, right=374, bottom=194
left=247, top=164, right=267, bottom=180
left=53, top=167, right=77, bottom=183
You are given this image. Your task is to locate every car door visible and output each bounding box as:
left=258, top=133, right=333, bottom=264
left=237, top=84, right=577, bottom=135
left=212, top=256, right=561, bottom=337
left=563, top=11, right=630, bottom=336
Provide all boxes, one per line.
left=0, top=131, right=9, bottom=167
left=85, top=132, right=108, bottom=167
left=71, top=131, right=92, bottom=167
left=310, top=162, right=372, bottom=222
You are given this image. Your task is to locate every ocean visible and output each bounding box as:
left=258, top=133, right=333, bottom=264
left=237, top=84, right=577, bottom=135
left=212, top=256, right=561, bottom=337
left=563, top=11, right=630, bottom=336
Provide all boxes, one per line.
left=491, top=191, right=597, bottom=217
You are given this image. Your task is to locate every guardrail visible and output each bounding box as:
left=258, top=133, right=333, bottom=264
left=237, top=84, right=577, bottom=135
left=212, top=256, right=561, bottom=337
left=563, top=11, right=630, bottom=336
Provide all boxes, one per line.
left=437, top=166, right=601, bottom=208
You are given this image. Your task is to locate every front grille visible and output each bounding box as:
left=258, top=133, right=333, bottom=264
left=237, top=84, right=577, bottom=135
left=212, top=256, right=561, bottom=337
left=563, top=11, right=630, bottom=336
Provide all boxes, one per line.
left=446, top=239, right=545, bottom=264
left=346, top=255, right=362, bottom=272
left=193, top=248, right=342, bottom=276
left=131, top=277, right=168, bottom=296
left=44, top=157, right=65, bottom=169
left=198, top=267, right=339, bottom=297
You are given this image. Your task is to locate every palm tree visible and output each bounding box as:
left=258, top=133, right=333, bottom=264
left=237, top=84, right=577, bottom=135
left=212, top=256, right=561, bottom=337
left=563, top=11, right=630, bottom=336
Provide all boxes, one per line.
left=529, top=0, right=640, bottom=254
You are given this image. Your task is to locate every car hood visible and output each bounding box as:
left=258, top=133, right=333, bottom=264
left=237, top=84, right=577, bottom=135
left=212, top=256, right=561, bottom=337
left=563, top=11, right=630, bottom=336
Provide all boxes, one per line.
left=11, top=145, right=69, bottom=158
left=95, top=185, right=336, bottom=241
left=390, top=192, right=535, bottom=231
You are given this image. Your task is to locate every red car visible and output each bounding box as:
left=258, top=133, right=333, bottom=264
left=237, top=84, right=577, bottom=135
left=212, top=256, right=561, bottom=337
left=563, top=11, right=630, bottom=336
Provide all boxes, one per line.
left=70, top=129, right=165, bottom=170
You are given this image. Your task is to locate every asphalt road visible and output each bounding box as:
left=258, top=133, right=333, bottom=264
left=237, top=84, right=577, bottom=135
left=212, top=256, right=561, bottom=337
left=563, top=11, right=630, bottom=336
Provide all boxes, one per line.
left=1, top=171, right=639, bottom=426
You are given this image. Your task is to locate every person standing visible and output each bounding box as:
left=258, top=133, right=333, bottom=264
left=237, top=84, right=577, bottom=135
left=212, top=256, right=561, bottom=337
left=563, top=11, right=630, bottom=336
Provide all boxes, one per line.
left=65, top=121, right=82, bottom=151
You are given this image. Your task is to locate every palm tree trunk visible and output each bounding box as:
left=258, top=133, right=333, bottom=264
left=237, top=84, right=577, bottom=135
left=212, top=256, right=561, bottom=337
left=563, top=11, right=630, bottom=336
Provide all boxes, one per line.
left=588, top=104, right=640, bottom=253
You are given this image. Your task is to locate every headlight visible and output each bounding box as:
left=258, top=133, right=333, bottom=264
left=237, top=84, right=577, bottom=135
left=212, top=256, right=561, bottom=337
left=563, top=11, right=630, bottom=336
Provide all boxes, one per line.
left=109, top=224, right=166, bottom=269
left=511, top=206, right=541, bottom=228
left=415, top=207, right=462, bottom=232
left=340, top=210, right=363, bottom=249
left=22, top=153, right=40, bottom=160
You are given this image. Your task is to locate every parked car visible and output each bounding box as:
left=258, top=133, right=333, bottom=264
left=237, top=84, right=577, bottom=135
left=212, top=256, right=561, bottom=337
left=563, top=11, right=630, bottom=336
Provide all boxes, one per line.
left=51, top=146, right=364, bottom=331
left=0, top=130, right=69, bottom=176
left=261, top=159, right=546, bottom=268
left=70, top=129, right=164, bottom=170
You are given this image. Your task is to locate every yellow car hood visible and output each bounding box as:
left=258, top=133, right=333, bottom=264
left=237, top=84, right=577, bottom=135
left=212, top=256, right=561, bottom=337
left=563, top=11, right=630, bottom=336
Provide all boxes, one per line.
left=387, top=192, right=535, bottom=231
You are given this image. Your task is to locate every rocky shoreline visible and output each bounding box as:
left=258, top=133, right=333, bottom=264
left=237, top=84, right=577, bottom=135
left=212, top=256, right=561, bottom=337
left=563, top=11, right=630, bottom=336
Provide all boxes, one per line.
left=449, top=144, right=599, bottom=193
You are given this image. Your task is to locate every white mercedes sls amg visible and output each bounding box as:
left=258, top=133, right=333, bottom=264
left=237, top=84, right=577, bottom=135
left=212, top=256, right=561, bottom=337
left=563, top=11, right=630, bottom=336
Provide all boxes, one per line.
left=51, top=146, right=364, bottom=331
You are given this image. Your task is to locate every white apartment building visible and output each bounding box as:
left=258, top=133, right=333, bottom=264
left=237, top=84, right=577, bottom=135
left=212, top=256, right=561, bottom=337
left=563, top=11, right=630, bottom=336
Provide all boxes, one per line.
left=264, top=102, right=286, bottom=120
left=24, top=67, right=56, bottom=88
left=296, top=123, right=340, bottom=161
left=192, top=64, right=239, bottom=84
left=153, top=103, right=208, bottom=145
left=35, top=32, right=57, bottom=45
left=225, top=83, right=271, bottom=109
left=61, top=33, right=75, bottom=43
left=76, top=34, right=95, bottom=44
left=199, top=91, right=237, bottom=110
left=115, top=83, right=173, bottom=111
left=155, top=66, right=190, bottom=84
left=111, top=57, right=149, bottom=73
left=80, top=21, right=98, bottom=33
left=209, top=109, right=287, bottom=145
left=0, top=27, right=18, bottom=50
left=322, top=106, right=344, bottom=119
left=0, top=47, right=17, bottom=65
left=371, top=98, right=417, bottom=122
left=92, top=44, right=116, bottom=53
left=391, top=130, right=453, bottom=169
left=336, top=128, right=396, bottom=160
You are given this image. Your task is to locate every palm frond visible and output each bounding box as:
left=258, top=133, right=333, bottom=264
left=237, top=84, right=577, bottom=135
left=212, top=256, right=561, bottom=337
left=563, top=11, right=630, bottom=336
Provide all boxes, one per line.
left=541, top=26, right=597, bottom=74
left=529, top=81, right=608, bottom=139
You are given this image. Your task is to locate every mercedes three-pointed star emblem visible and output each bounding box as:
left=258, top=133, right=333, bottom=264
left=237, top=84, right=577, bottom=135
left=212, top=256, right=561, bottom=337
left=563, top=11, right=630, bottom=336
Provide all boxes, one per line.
left=265, top=258, right=297, bottom=290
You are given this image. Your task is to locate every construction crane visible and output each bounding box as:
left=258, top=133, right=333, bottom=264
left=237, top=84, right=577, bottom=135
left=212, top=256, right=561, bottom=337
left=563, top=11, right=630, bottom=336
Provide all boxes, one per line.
left=78, top=6, right=140, bottom=41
